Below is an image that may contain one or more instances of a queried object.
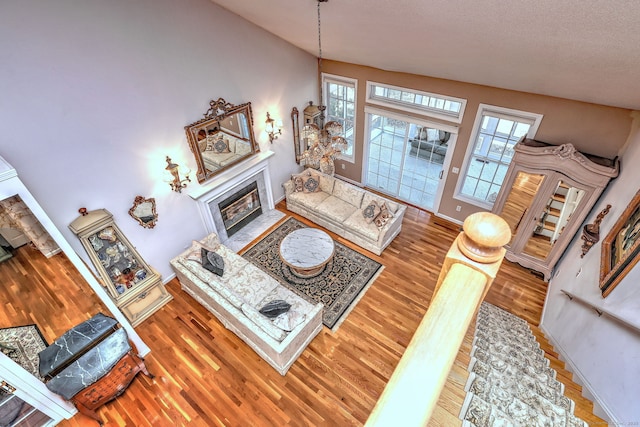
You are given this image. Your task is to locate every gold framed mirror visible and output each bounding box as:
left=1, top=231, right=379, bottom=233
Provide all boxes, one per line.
left=185, top=98, right=260, bottom=183
left=128, top=196, right=158, bottom=229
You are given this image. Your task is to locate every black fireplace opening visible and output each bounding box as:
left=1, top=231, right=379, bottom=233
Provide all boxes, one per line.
left=218, top=181, right=262, bottom=237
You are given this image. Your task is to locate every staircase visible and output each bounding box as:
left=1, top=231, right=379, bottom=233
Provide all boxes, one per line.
left=459, top=303, right=602, bottom=426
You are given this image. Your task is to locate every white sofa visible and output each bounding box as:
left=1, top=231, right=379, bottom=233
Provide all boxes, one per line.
left=283, top=170, right=407, bottom=255
left=170, top=233, right=323, bottom=375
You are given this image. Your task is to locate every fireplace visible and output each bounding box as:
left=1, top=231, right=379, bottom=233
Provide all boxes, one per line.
left=218, top=181, right=262, bottom=237
left=189, top=151, right=283, bottom=249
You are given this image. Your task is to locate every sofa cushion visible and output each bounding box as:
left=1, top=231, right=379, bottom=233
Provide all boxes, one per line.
left=184, top=240, right=220, bottom=264
left=362, top=200, right=382, bottom=224
left=236, top=140, right=251, bottom=155
left=287, top=190, right=330, bottom=209
left=333, top=179, right=365, bottom=208
left=315, top=195, right=358, bottom=222
left=258, top=286, right=311, bottom=332
left=241, top=303, right=287, bottom=342
left=344, top=210, right=382, bottom=241
left=315, top=171, right=335, bottom=194
left=178, top=257, right=246, bottom=309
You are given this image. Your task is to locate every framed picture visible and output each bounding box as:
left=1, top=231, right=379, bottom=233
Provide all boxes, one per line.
left=600, top=190, right=640, bottom=297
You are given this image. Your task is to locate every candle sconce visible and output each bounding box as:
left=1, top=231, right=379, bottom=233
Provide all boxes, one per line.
left=580, top=204, right=611, bottom=258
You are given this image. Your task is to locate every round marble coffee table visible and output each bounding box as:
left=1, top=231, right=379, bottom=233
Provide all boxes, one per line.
left=279, top=228, right=335, bottom=278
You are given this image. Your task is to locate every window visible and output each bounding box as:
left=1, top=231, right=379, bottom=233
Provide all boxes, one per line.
left=457, top=104, right=543, bottom=208
left=322, top=74, right=357, bottom=162
left=366, top=81, right=466, bottom=123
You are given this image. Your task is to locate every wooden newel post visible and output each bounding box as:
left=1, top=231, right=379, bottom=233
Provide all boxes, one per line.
left=434, top=212, right=511, bottom=298
left=367, top=212, right=510, bottom=427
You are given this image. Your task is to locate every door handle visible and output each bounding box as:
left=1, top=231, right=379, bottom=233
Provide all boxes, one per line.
left=439, top=170, right=444, bottom=179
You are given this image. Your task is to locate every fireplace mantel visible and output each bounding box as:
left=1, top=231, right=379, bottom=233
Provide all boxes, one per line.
left=187, top=151, right=283, bottom=250
left=188, top=150, right=275, bottom=201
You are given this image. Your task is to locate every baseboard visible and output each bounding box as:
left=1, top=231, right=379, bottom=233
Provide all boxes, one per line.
left=539, top=324, right=616, bottom=425
left=163, top=272, right=176, bottom=284
left=44, top=247, right=62, bottom=258
left=434, top=212, right=463, bottom=226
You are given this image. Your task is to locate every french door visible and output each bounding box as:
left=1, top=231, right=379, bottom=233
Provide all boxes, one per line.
left=363, top=108, right=456, bottom=212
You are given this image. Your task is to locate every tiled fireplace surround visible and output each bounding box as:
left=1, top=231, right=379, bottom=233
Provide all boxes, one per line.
left=188, top=151, right=285, bottom=252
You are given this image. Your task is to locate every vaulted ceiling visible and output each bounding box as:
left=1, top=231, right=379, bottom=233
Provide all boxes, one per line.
left=211, top=0, right=640, bottom=110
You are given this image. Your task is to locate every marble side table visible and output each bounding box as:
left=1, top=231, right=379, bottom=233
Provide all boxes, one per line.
left=279, top=228, right=335, bottom=278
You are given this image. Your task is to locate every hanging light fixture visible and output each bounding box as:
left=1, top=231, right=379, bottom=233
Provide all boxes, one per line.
left=298, top=0, right=347, bottom=176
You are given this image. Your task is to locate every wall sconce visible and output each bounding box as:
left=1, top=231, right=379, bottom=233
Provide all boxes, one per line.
left=164, top=156, right=191, bottom=193
left=265, top=112, right=282, bottom=143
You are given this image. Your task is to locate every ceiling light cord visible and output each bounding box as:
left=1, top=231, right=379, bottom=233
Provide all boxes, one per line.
left=317, top=0, right=327, bottom=123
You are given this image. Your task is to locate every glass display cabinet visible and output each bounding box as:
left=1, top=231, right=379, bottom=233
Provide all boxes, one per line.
left=69, top=208, right=172, bottom=326
left=491, top=138, right=619, bottom=280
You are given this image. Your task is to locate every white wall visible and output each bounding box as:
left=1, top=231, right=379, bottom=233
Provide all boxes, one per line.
left=0, top=0, right=316, bottom=279
left=542, top=113, right=640, bottom=423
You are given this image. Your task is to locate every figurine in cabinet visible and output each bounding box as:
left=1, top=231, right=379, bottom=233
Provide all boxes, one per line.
left=69, top=208, right=172, bottom=326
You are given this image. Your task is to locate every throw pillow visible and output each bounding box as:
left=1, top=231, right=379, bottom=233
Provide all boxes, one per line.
left=374, top=203, right=394, bottom=229
left=291, top=173, right=304, bottom=192
left=201, top=248, right=225, bottom=276
left=213, top=136, right=231, bottom=153
left=259, top=300, right=291, bottom=318
left=301, top=173, right=321, bottom=193
left=362, top=200, right=382, bottom=224
left=185, top=240, right=219, bottom=263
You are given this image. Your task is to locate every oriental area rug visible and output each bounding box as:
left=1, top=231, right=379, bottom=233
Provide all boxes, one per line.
left=241, top=217, right=383, bottom=330
left=459, top=303, right=587, bottom=427
left=0, top=324, right=48, bottom=380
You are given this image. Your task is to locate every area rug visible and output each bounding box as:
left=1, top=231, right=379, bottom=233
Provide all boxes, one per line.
left=0, top=324, right=48, bottom=381
left=241, top=217, right=383, bottom=330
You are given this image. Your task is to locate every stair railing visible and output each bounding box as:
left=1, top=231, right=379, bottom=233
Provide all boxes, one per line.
left=366, top=212, right=510, bottom=427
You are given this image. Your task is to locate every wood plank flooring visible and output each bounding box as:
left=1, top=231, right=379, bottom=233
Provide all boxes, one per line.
left=0, top=202, right=604, bottom=426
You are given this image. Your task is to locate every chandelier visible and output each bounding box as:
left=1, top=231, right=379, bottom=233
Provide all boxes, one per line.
left=297, top=0, right=347, bottom=176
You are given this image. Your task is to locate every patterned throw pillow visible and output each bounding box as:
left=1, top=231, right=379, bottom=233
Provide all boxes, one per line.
left=201, top=248, right=224, bottom=276
left=374, top=203, right=394, bottom=229
left=291, top=174, right=304, bottom=192
left=301, top=173, right=321, bottom=193
left=362, top=201, right=382, bottom=224
left=213, top=136, right=231, bottom=153
left=259, top=300, right=291, bottom=318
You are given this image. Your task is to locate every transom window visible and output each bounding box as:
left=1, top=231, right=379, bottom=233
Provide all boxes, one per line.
left=322, top=73, right=357, bottom=162
left=457, top=104, right=543, bottom=208
left=366, top=81, right=466, bottom=123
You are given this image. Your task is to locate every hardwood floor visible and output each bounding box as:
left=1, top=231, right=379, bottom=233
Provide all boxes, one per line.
left=0, top=202, right=604, bottom=426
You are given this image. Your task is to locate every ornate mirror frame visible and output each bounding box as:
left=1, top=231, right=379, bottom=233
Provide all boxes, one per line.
left=185, top=98, right=260, bottom=183
left=128, top=196, right=158, bottom=229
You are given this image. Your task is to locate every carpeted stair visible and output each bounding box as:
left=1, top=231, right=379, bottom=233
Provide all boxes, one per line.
left=459, top=302, right=588, bottom=427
